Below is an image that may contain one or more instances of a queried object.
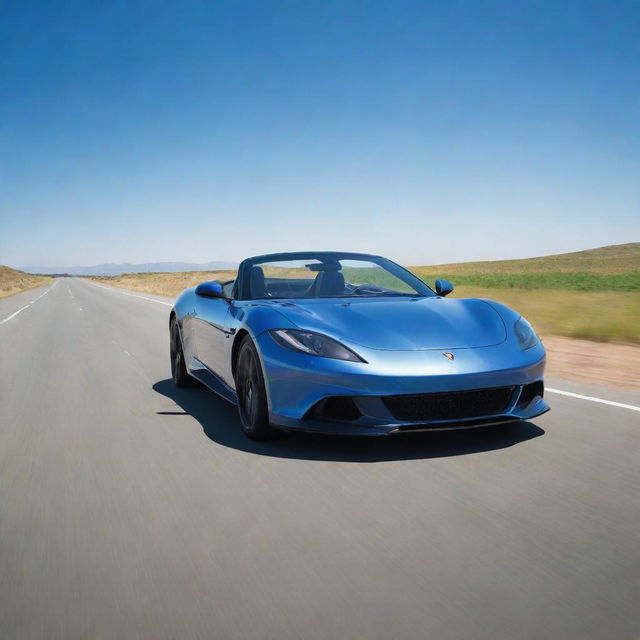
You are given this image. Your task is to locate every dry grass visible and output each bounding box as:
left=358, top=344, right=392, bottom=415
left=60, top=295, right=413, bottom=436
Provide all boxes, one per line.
left=452, top=286, right=640, bottom=344
left=90, top=270, right=237, bottom=298
left=90, top=274, right=640, bottom=345
left=417, top=243, right=640, bottom=344
left=0, top=266, right=51, bottom=299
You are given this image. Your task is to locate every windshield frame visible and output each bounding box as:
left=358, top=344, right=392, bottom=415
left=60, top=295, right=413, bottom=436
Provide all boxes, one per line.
left=235, top=251, right=435, bottom=301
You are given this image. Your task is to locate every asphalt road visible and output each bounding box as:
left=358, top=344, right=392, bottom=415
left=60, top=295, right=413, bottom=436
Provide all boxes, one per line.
left=1, top=278, right=638, bottom=640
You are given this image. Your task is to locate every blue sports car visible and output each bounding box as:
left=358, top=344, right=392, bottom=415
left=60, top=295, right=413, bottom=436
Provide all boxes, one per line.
left=170, top=251, right=549, bottom=439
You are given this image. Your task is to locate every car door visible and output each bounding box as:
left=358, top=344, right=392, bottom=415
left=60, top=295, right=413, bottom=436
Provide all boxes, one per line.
left=192, top=293, right=231, bottom=379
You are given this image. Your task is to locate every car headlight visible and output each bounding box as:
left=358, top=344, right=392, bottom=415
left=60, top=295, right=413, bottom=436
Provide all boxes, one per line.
left=270, top=329, right=365, bottom=362
left=514, top=316, right=539, bottom=350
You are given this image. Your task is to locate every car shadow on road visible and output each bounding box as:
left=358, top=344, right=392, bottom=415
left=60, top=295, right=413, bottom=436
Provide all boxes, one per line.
left=152, top=379, right=545, bottom=463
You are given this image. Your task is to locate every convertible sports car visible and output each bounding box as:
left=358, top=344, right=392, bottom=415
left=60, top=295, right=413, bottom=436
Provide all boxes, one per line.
left=170, top=251, right=549, bottom=439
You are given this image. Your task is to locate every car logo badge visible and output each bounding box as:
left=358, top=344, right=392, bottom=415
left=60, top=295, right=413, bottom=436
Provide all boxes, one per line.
left=443, top=352, right=454, bottom=360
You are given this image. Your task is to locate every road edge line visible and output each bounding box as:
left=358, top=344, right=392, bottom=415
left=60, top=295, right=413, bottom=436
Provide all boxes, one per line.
left=88, top=281, right=173, bottom=307
left=0, top=284, right=55, bottom=325
left=546, top=387, right=640, bottom=412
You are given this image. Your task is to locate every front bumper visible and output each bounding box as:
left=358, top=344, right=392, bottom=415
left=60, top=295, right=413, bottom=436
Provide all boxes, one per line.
left=255, top=331, right=549, bottom=435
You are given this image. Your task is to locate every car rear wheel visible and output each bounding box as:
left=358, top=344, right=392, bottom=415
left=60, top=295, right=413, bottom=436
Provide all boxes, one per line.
left=235, top=336, right=281, bottom=440
left=170, top=319, right=198, bottom=387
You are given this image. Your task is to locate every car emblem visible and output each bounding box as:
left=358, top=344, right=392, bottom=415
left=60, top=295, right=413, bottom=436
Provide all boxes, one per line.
left=443, top=352, right=454, bottom=360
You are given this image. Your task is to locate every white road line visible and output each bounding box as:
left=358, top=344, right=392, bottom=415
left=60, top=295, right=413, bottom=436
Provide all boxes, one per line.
left=89, top=281, right=173, bottom=307
left=126, top=294, right=173, bottom=307
left=547, top=388, right=640, bottom=413
left=0, top=305, right=31, bottom=324
left=0, top=286, right=54, bottom=325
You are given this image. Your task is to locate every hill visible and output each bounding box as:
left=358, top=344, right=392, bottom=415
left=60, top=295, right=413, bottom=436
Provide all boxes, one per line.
left=410, top=243, right=638, bottom=343
left=411, top=243, right=639, bottom=291
left=0, top=266, right=51, bottom=299
left=412, top=243, right=639, bottom=275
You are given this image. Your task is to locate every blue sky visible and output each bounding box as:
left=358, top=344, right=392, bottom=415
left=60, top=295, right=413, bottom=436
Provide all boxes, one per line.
left=1, top=0, right=638, bottom=267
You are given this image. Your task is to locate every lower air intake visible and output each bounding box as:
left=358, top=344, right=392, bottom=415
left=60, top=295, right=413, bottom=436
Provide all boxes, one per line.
left=518, top=381, right=544, bottom=407
left=318, top=396, right=362, bottom=422
left=383, top=387, right=514, bottom=421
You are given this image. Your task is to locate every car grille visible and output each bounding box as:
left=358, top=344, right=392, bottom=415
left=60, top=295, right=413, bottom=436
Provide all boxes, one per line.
left=382, top=387, right=515, bottom=422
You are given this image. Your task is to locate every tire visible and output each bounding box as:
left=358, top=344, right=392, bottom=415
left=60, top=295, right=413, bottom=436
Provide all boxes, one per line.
left=170, top=319, right=198, bottom=388
left=235, top=336, right=281, bottom=440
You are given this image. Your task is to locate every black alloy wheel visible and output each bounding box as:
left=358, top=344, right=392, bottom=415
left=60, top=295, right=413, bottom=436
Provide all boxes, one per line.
left=235, top=336, right=280, bottom=440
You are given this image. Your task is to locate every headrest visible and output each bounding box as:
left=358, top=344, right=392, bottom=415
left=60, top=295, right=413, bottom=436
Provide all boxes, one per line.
left=315, top=270, right=345, bottom=296
left=250, top=266, right=268, bottom=298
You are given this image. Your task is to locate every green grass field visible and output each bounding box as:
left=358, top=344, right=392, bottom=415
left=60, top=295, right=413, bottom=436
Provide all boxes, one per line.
left=93, top=243, right=640, bottom=344
left=415, top=272, right=639, bottom=291
left=412, top=243, right=639, bottom=343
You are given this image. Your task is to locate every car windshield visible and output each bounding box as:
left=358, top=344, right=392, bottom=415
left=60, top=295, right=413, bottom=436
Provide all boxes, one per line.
left=246, top=254, right=435, bottom=299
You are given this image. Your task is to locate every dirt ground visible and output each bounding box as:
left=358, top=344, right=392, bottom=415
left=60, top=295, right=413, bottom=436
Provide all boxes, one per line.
left=542, top=335, right=640, bottom=391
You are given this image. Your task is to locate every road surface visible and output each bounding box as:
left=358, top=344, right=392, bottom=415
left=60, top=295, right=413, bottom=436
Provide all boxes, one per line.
left=1, top=279, right=638, bottom=639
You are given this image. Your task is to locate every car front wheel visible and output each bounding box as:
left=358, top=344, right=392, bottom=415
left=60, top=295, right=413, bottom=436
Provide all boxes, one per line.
left=235, top=336, right=281, bottom=440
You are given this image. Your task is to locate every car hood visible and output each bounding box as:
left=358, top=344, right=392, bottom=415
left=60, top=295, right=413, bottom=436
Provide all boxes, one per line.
left=266, top=297, right=507, bottom=351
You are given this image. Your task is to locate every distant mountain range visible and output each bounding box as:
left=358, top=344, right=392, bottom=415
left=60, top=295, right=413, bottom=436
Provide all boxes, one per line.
left=19, top=261, right=239, bottom=276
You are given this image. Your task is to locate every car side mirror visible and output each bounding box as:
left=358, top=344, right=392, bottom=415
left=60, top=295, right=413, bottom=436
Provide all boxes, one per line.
left=435, top=279, right=454, bottom=297
left=195, top=280, right=225, bottom=298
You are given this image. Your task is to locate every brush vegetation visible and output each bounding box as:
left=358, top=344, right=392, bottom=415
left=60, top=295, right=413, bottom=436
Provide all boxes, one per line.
left=91, top=243, right=640, bottom=344
left=412, top=243, right=640, bottom=343
left=91, top=270, right=237, bottom=299
left=0, top=266, right=51, bottom=299
left=454, top=287, right=638, bottom=343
